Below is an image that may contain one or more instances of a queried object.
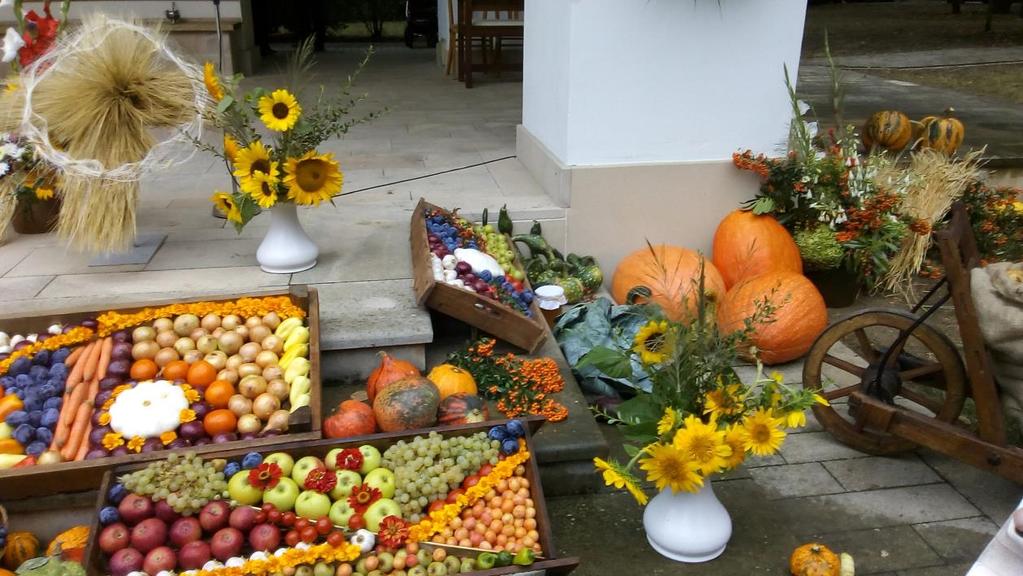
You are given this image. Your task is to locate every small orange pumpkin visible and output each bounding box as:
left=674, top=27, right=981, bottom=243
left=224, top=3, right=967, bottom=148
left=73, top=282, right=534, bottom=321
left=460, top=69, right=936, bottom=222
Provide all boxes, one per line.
left=46, top=525, right=89, bottom=563
left=790, top=543, right=840, bottom=576
left=366, top=352, right=420, bottom=403
left=717, top=272, right=827, bottom=365
left=2, top=531, right=39, bottom=570
left=611, top=245, right=726, bottom=322
left=862, top=110, right=912, bottom=151
left=712, top=210, right=803, bottom=289
left=0, top=568, right=14, bottom=576
left=427, top=364, right=478, bottom=400
left=917, top=108, right=965, bottom=155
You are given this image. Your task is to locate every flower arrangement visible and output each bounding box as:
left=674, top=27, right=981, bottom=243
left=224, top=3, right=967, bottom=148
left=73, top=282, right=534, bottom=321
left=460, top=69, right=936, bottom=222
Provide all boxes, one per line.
left=199, top=40, right=381, bottom=230
left=581, top=261, right=824, bottom=502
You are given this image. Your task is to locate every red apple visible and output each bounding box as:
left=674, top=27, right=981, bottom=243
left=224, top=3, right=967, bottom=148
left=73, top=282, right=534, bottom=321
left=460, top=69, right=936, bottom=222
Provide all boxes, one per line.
left=154, top=499, right=181, bottom=524
left=143, top=546, right=177, bottom=575
left=99, top=523, right=130, bottom=554
left=169, top=516, right=203, bottom=547
left=130, top=518, right=168, bottom=554
left=108, top=547, right=143, bottom=576
left=118, top=494, right=154, bottom=526
left=210, top=527, right=244, bottom=561
left=248, top=523, right=281, bottom=552
left=178, top=540, right=212, bottom=570
left=199, top=500, right=231, bottom=533
left=229, top=505, right=259, bottom=532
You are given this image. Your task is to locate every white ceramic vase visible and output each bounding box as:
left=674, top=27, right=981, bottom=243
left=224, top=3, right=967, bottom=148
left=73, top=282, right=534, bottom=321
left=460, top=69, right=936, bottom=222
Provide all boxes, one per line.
left=256, top=203, right=318, bottom=274
left=643, top=479, right=732, bottom=563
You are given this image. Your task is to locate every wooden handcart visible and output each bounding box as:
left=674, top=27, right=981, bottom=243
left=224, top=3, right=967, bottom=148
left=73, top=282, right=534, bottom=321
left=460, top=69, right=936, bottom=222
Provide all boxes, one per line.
left=802, top=202, right=1023, bottom=483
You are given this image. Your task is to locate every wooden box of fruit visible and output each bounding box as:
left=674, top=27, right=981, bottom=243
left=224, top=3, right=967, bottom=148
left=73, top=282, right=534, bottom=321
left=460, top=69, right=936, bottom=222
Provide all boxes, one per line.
left=83, top=418, right=579, bottom=576
left=410, top=199, right=547, bottom=353
left=0, top=286, right=322, bottom=500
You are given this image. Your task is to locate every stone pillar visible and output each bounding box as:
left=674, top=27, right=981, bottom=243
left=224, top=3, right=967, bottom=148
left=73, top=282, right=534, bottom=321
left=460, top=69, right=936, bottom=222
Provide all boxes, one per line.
left=517, top=0, right=808, bottom=272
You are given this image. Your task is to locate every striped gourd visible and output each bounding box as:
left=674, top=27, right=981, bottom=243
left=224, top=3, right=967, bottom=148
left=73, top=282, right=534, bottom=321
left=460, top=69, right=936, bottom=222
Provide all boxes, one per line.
left=862, top=110, right=913, bottom=151
left=918, top=108, right=965, bottom=155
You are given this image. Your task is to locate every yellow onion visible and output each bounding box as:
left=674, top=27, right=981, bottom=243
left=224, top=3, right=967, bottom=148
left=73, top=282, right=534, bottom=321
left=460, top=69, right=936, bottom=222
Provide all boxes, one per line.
left=173, top=314, right=200, bottom=337
left=262, top=365, right=284, bottom=382
left=266, top=379, right=290, bottom=401
left=222, top=314, right=241, bottom=330
left=238, top=363, right=262, bottom=379
left=152, top=317, right=174, bottom=332
left=245, top=316, right=263, bottom=329
left=239, top=342, right=262, bottom=362
left=262, top=311, right=282, bottom=329
left=263, top=409, right=290, bottom=433
left=182, top=349, right=203, bottom=364
left=249, top=324, right=271, bottom=344
left=133, top=326, right=156, bottom=342
left=132, top=340, right=160, bottom=360
left=204, top=351, right=228, bottom=371
left=239, top=375, right=267, bottom=399
left=196, top=335, right=219, bottom=354
left=234, top=325, right=250, bottom=340
left=154, top=347, right=180, bottom=367
left=253, top=393, right=281, bottom=420
left=225, top=354, right=244, bottom=371
left=189, top=327, right=208, bottom=341
left=212, top=327, right=225, bottom=338
left=217, top=368, right=239, bottom=385
left=228, top=394, right=253, bottom=418
left=155, top=330, right=177, bottom=348
left=174, top=337, right=196, bottom=356
left=261, top=335, right=284, bottom=354
left=255, top=350, right=279, bottom=369
left=218, top=331, right=243, bottom=355
left=237, top=413, right=262, bottom=434
left=201, top=313, right=222, bottom=332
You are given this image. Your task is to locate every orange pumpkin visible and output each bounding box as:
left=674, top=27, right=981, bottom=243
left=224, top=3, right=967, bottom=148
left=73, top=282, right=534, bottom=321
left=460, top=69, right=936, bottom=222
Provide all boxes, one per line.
left=862, top=110, right=912, bottom=151
left=712, top=210, right=803, bottom=289
left=917, top=108, right=965, bottom=155
left=46, top=525, right=89, bottom=563
left=717, top=272, right=827, bottom=365
left=426, top=364, right=478, bottom=400
left=790, top=543, right=840, bottom=576
left=366, top=352, right=420, bottom=403
left=2, top=531, right=38, bottom=570
left=0, top=569, right=14, bottom=576
left=611, top=245, right=726, bottom=322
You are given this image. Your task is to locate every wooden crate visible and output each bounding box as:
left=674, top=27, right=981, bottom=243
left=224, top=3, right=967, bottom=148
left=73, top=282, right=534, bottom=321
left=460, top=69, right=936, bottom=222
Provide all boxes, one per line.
left=410, top=199, right=547, bottom=353
left=83, top=418, right=579, bottom=576
left=0, top=286, right=323, bottom=500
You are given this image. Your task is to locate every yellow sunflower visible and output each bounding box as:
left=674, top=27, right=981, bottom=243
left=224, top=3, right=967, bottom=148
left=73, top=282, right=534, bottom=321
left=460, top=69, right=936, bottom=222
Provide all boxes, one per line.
left=672, top=414, right=731, bottom=476
left=33, top=185, right=54, bottom=200
left=203, top=62, right=224, bottom=103
left=210, top=191, right=242, bottom=224
left=223, top=134, right=240, bottom=165
left=639, top=442, right=703, bottom=494
left=283, top=150, right=342, bottom=206
left=245, top=170, right=280, bottom=209
left=258, top=89, right=302, bottom=132
left=783, top=409, right=807, bottom=429
left=233, top=141, right=279, bottom=185
left=633, top=320, right=670, bottom=365
left=742, top=408, right=787, bottom=456
left=722, top=423, right=747, bottom=469
left=656, top=406, right=678, bottom=437
left=704, top=383, right=746, bottom=419
left=594, top=457, right=648, bottom=505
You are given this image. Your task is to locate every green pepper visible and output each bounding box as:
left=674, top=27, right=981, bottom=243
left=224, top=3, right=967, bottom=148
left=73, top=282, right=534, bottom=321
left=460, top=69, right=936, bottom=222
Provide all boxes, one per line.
left=513, top=548, right=537, bottom=566
left=496, top=551, right=514, bottom=567
left=499, top=204, right=513, bottom=235
left=476, top=552, right=498, bottom=570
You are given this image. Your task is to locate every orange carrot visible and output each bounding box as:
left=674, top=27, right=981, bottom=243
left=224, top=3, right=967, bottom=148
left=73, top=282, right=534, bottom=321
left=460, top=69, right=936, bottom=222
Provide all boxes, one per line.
left=75, top=422, right=92, bottom=461
left=81, top=339, right=103, bottom=383
left=95, top=337, right=114, bottom=381
left=64, top=341, right=93, bottom=392
left=65, top=345, right=86, bottom=368
left=62, top=402, right=92, bottom=460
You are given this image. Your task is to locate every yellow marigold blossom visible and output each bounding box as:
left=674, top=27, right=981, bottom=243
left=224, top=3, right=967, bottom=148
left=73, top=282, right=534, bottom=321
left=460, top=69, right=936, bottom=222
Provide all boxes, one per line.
left=633, top=320, right=670, bottom=365
left=640, top=442, right=702, bottom=494
left=127, top=436, right=145, bottom=453
left=673, top=414, right=732, bottom=476
left=184, top=388, right=200, bottom=403
left=722, top=423, right=747, bottom=469
left=210, top=191, right=242, bottom=224
left=0, top=327, right=95, bottom=376
left=160, top=431, right=177, bottom=446
left=703, top=383, right=745, bottom=419
left=258, top=89, right=302, bottom=132
left=656, top=406, right=678, bottom=437
left=203, top=62, right=224, bottom=102
left=283, top=150, right=342, bottom=205
left=102, top=398, right=115, bottom=411
left=180, top=409, right=196, bottom=423
left=742, top=408, right=787, bottom=456
left=98, top=412, right=111, bottom=426
left=102, top=432, right=125, bottom=451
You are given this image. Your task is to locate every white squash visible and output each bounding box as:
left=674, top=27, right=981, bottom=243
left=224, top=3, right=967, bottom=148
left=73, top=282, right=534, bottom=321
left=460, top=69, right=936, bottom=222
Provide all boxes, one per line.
left=454, top=248, right=504, bottom=276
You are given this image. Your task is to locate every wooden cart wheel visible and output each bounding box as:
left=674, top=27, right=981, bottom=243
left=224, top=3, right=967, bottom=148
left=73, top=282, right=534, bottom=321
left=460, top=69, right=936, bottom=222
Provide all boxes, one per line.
left=802, top=309, right=967, bottom=455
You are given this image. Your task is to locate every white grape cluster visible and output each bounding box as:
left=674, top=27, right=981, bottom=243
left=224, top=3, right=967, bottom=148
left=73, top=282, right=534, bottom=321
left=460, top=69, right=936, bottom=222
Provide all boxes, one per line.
left=119, top=452, right=228, bottom=515
left=382, top=431, right=501, bottom=522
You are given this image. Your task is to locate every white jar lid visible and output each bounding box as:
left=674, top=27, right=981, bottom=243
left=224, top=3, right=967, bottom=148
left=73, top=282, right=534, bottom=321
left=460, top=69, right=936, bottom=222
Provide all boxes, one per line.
left=534, top=285, right=567, bottom=310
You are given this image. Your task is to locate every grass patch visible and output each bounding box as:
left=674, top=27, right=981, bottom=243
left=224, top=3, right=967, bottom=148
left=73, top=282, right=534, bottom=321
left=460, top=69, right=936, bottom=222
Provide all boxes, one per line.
left=869, top=64, right=1023, bottom=105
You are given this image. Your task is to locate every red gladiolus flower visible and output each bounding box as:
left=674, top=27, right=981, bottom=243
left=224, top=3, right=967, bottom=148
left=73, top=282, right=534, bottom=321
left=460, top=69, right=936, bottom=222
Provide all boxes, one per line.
left=248, top=462, right=283, bottom=491
left=335, top=448, right=364, bottom=471
left=18, top=6, right=60, bottom=68
left=304, top=468, right=337, bottom=494
left=376, top=515, right=410, bottom=549
left=348, top=483, right=382, bottom=513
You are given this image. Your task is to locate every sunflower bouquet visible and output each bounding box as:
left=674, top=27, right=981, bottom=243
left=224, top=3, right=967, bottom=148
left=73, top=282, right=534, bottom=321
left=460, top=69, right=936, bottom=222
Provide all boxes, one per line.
left=199, top=40, right=381, bottom=230
left=581, top=260, right=825, bottom=503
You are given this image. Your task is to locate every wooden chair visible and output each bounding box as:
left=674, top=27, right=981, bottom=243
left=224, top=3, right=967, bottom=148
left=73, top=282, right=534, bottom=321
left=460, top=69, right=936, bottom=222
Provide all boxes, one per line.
left=458, top=0, right=524, bottom=88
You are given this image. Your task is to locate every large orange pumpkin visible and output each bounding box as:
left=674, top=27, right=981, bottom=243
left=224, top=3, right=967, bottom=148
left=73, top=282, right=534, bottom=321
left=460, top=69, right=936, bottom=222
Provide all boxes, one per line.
left=426, top=364, right=478, bottom=400
left=917, top=108, right=965, bottom=155
left=712, top=210, right=803, bottom=289
left=46, top=525, right=89, bottom=563
left=366, top=352, right=420, bottom=403
left=611, top=245, right=726, bottom=322
left=717, top=272, right=827, bottom=365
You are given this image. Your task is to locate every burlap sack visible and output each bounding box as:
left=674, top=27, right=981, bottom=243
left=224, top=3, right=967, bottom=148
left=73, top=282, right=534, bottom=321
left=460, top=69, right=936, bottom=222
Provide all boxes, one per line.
left=971, top=262, right=1023, bottom=431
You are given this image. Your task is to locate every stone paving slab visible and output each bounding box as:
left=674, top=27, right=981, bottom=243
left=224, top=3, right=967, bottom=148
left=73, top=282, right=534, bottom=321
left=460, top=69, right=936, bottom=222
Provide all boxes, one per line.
left=789, top=484, right=981, bottom=533
left=780, top=431, right=872, bottom=463
left=896, top=563, right=975, bottom=576
left=35, top=266, right=290, bottom=299
left=311, top=279, right=433, bottom=351
left=0, top=275, right=53, bottom=301
left=748, top=462, right=846, bottom=499
left=805, top=46, right=1023, bottom=69
left=919, top=452, right=1023, bottom=524
left=912, top=517, right=1000, bottom=564
left=824, top=455, right=943, bottom=492
left=809, top=525, right=944, bottom=574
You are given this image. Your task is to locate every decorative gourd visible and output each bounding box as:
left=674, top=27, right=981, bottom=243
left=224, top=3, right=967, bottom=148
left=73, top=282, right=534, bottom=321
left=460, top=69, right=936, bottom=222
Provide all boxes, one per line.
left=861, top=110, right=912, bottom=151
left=918, top=108, right=964, bottom=155
left=373, top=376, right=441, bottom=432
left=717, top=272, right=827, bottom=365
left=426, top=364, right=478, bottom=400
left=323, top=400, right=377, bottom=438
left=366, top=352, right=420, bottom=404
left=712, top=210, right=803, bottom=289
left=611, top=245, right=726, bottom=322
left=839, top=553, right=855, bottom=576
left=790, top=543, right=840, bottom=576
left=45, top=526, right=89, bottom=563
left=0, top=439, right=22, bottom=455
left=0, top=569, right=13, bottom=576
left=2, top=531, right=39, bottom=570
left=438, top=394, right=490, bottom=425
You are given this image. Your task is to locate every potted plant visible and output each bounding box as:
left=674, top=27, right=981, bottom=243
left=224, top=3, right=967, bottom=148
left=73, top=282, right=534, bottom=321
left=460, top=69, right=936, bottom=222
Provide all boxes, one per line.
left=0, top=135, right=60, bottom=236
left=794, top=224, right=858, bottom=307
left=579, top=258, right=824, bottom=562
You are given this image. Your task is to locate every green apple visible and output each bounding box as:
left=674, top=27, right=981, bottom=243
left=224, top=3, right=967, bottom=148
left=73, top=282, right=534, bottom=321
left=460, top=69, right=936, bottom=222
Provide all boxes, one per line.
left=324, top=448, right=345, bottom=471
left=364, top=467, right=396, bottom=499
left=291, top=456, right=324, bottom=486
left=328, top=499, right=357, bottom=527
left=295, top=490, right=332, bottom=520
left=330, top=470, right=362, bottom=501
left=358, top=445, right=382, bottom=475
left=263, top=452, right=295, bottom=477
left=262, top=476, right=300, bottom=511
left=363, top=497, right=401, bottom=532
left=227, top=470, right=264, bottom=505
left=313, top=562, right=334, bottom=576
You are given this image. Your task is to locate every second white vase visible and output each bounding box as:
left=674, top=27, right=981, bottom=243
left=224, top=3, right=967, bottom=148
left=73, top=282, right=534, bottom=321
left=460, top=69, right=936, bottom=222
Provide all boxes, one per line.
left=256, top=203, right=318, bottom=274
left=643, top=479, right=732, bottom=563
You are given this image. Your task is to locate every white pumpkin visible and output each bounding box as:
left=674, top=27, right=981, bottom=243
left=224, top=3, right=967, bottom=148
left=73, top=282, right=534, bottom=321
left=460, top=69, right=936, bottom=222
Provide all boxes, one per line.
left=109, top=380, right=189, bottom=438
